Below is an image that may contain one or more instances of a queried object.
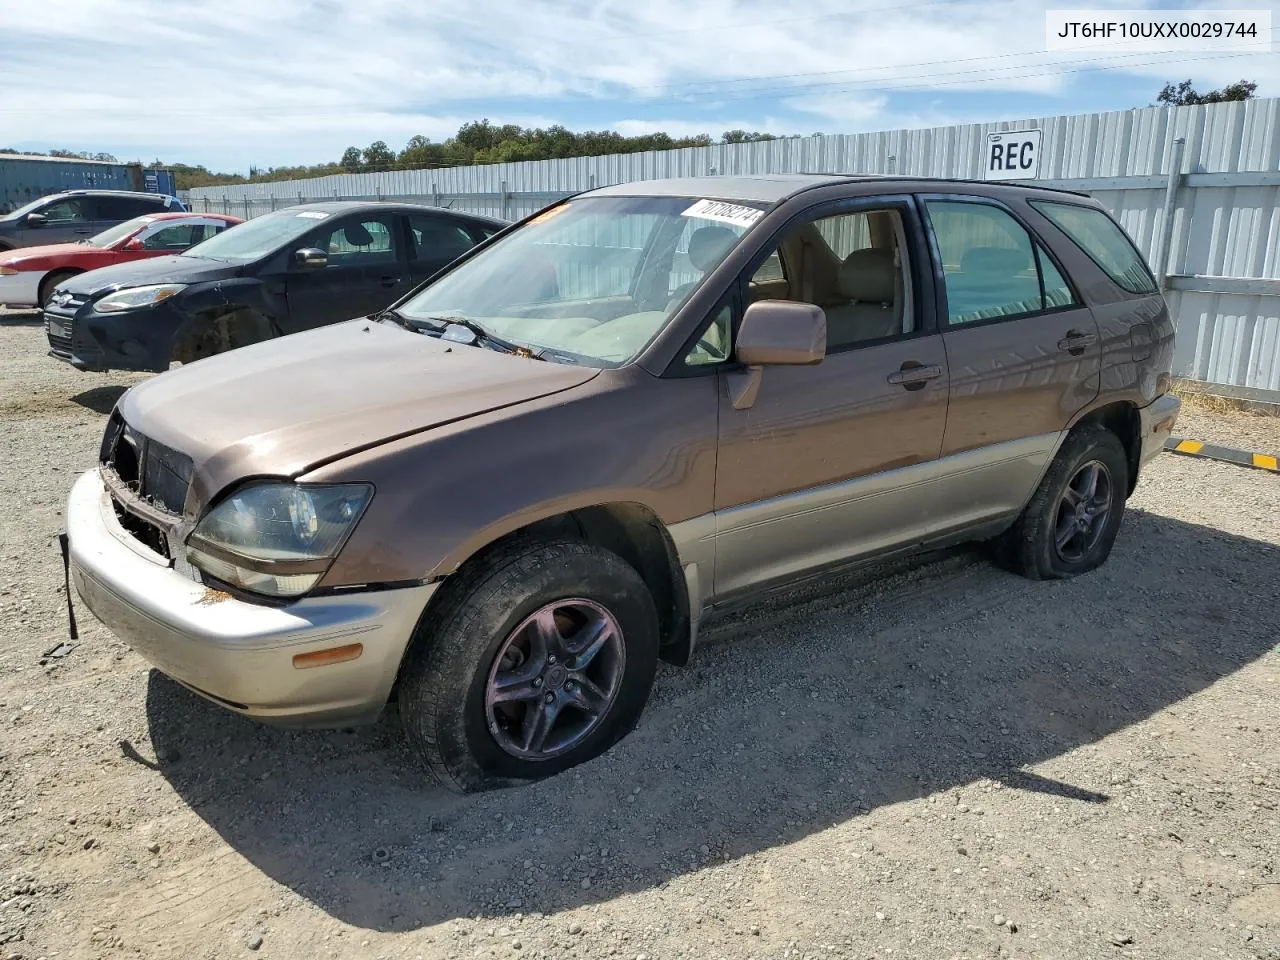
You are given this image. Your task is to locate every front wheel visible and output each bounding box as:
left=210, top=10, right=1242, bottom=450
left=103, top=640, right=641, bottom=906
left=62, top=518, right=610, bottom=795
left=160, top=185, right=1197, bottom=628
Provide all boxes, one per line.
left=399, top=539, right=659, bottom=793
left=999, top=423, right=1129, bottom=580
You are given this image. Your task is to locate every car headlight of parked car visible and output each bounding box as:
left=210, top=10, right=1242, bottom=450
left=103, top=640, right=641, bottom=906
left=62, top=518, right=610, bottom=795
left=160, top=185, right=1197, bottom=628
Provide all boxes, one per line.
left=0, top=266, right=19, bottom=276
left=186, top=483, right=374, bottom=598
left=95, top=284, right=188, bottom=313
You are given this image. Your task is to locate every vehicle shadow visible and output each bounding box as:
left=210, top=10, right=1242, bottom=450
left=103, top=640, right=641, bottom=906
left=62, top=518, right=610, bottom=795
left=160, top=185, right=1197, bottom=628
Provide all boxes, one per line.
left=145, top=508, right=1280, bottom=931
left=70, top=385, right=129, bottom=415
left=0, top=308, right=41, bottom=325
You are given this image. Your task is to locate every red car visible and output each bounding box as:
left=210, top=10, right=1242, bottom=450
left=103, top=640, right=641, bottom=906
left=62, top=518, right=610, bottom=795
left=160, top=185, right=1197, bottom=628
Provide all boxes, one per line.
left=0, top=212, right=242, bottom=308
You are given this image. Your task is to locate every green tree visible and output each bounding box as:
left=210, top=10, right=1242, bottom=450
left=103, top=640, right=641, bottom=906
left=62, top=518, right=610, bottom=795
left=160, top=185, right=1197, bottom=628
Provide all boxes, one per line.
left=340, top=146, right=363, bottom=170
left=361, top=140, right=395, bottom=169
left=1156, top=79, right=1257, bottom=106
left=721, top=130, right=777, bottom=144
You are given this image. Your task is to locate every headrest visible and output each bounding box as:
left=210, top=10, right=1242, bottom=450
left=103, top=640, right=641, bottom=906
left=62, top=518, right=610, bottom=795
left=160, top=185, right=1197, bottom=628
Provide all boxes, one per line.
left=960, top=245, right=1030, bottom=275
left=343, top=223, right=374, bottom=247
left=687, top=225, right=739, bottom=272
left=837, top=248, right=896, bottom=303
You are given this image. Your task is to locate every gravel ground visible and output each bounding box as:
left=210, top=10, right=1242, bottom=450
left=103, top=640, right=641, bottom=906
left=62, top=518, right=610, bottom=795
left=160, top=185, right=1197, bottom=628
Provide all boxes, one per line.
left=1, top=315, right=1278, bottom=960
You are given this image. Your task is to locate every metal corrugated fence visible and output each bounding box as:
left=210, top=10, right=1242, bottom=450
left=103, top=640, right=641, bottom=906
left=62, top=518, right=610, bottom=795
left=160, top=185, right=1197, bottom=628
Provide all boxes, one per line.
left=188, top=100, right=1280, bottom=397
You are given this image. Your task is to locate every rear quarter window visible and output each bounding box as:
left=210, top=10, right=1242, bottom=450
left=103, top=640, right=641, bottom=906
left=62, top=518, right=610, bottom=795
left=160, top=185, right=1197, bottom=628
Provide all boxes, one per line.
left=1030, top=200, right=1157, bottom=294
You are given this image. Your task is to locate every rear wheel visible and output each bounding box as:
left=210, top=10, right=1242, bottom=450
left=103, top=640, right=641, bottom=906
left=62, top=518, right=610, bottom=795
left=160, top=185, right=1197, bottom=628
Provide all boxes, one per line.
left=39, top=270, right=77, bottom=308
left=999, top=423, right=1129, bottom=580
left=399, top=538, right=660, bottom=792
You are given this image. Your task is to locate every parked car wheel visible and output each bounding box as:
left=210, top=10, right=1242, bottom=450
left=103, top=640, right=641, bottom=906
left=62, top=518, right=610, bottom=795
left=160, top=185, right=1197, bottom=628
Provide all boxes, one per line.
left=399, top=538, right=660, bottom=793
left=1000, top=423, right=1129, bottom=580
left=39, top=270, right=77, bottom=308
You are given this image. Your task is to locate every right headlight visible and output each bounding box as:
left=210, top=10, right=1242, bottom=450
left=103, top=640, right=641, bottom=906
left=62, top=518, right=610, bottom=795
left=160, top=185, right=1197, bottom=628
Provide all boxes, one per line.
left=186, top=482, right=373, bottom=598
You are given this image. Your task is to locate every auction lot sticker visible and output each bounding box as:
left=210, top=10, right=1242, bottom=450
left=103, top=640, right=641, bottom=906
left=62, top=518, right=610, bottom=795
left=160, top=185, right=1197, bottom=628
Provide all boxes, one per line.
left=1046, top=9, right=1272, bottom=51
left=682, top=199, right=764, bottom=229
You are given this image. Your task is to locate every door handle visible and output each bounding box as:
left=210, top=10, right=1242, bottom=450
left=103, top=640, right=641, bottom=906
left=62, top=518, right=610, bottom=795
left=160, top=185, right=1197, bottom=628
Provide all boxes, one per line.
left=74, top=228, right=93, bottom=235
left=886, top=361, right=943, bottom=391
left=380, top=275, right=400, bottom=287
left=1057, top=330, right=1097, bottom=355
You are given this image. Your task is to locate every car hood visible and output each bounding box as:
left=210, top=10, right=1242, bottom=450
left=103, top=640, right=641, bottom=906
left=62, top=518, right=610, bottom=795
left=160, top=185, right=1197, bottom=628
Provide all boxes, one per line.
left=0, top=242, right=114, bottom=266
left=118, top=319, right=601, bottom=509
left=60, top=254, right=239, bottom=296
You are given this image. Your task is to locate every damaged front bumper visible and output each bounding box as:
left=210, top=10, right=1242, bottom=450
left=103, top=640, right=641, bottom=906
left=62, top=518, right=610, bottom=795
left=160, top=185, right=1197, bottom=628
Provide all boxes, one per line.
left=44, top=298, right=182, bottom=373
left=65, top=468, right=436, bottom=727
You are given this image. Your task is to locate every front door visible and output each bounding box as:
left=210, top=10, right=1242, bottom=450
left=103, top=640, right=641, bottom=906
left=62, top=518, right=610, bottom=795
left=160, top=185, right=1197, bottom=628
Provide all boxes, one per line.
left=23, top=196, right=94, bottom=244
left=710, top=197, right=950, bottom=598
left=284, top=213, right=406, bottom=331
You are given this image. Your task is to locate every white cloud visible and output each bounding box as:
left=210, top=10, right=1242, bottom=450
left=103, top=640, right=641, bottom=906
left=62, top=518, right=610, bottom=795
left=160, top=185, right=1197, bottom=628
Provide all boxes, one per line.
left=3, top=0, right=1277, bottom=170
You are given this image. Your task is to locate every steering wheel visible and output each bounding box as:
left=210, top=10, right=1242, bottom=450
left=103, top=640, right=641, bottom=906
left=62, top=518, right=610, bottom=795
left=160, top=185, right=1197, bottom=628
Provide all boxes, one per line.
left=694, top=336, right=724, bottom=360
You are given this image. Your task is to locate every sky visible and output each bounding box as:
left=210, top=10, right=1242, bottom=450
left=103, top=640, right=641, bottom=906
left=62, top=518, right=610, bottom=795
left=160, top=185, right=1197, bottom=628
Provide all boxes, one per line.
left=1, top=0, right=1277, bottom=173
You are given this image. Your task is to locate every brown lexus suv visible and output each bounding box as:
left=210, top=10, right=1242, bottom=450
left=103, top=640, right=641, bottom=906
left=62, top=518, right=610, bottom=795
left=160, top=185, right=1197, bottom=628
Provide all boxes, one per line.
left=65, top=174, right=1180, bottom=792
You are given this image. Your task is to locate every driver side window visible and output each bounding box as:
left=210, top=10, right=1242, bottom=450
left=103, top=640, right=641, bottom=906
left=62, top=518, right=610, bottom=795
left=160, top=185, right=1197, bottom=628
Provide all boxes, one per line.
left=41, top=198, right=86, bottom=223
left=321, top=217, right=396, bottom=265
left=748, top=207, right=912, bottom=353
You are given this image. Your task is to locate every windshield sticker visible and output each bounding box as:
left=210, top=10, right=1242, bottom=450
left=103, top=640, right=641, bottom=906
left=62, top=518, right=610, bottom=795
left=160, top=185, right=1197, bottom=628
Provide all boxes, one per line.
left=528, top=204, right=570, bottom=225
left=681, top=198, right=763, bottom=229
left=295, top=211, right=329, bottom=219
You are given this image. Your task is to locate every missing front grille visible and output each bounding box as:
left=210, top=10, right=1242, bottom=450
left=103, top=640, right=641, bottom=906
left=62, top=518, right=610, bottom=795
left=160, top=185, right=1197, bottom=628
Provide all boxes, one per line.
left=110, top=497, right=171, bottom=560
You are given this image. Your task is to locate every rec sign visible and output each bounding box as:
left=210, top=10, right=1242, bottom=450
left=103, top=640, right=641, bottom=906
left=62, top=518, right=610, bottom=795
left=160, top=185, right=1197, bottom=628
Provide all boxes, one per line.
left=983, top=129, right=1042, bottom=181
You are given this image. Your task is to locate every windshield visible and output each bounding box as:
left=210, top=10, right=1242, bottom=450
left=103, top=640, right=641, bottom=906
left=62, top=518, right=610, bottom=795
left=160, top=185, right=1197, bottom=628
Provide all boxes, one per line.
left=182, top=208, right=326, bottom=263
left=396, top=195, right=763, bottom=366
left=87, top=216, right=154, bottom=248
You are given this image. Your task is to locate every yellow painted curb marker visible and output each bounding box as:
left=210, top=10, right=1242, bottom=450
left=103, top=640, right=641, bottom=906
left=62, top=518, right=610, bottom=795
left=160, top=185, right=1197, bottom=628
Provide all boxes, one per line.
left=1254, top=453, right=1278, bottom=471
left=1174, top=440, right=1204, bottom=454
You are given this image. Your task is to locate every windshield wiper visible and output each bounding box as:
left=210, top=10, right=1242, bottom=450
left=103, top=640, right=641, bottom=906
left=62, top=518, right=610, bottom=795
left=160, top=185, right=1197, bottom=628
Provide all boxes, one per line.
left=373, top=307, right=414, bottom=330
left=411, top=315, right=547, bottom=360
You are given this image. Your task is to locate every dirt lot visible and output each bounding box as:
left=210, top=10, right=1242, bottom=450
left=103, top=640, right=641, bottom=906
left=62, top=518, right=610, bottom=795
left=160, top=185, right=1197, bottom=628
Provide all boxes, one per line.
left=1, top=312, right=1277, bottom=960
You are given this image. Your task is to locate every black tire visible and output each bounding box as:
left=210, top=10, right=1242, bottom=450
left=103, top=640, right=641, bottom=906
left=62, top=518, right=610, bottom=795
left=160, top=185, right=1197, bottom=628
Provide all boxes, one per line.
left=999, top=423, right=1129, bottom=580
left=39, top=270, right=77, bottom=308
left=399, top=538, right=660, bottom=793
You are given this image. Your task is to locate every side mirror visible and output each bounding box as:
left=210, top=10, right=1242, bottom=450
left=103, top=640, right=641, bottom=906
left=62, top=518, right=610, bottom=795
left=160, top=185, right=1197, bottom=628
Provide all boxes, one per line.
left=293, top=247, right=327, bottom=270
left=736, top=300, right=827, bottom=366
left=727, top=301, right=826, bottom=411
left=25, top=212, right=47, bottom=227
left=122, top=237, right=146, bottom=252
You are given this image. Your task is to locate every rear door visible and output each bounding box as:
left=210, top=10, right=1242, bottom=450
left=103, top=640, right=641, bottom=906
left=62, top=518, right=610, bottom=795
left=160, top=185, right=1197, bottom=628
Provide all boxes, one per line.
left=918, top=195, right=1100, bottom=526
left=405, top=213, right=482, bottom=286
left=90, top=194, right=161, bottom=236
left=283, top=212, right=406, bottom=330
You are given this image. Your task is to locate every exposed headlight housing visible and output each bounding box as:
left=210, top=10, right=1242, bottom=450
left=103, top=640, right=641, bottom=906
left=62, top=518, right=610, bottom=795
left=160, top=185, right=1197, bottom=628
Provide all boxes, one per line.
left=186, top=482, right=373, bottom=598
left=95, top=283, right=187, bottom=313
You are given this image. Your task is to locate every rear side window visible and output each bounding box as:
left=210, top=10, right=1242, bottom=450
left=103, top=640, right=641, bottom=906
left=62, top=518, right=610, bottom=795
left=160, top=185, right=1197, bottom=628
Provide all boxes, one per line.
left=409, top=215, right=476, bottom=261
left=924, top=200, right=1078, bottom=325
left=95, top=195, right=157, bottom=219
left=1030, top=200, right=1156, bottom=294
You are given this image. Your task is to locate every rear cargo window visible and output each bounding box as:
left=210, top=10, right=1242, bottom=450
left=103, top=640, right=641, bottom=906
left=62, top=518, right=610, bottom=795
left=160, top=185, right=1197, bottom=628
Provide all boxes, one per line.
left=1030, top=200, right=1157, bottom=294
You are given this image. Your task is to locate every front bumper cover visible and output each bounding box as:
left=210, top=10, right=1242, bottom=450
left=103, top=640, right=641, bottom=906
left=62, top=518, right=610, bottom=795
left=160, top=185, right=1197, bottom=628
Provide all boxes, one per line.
left=66, top=468, right=435, bottom=727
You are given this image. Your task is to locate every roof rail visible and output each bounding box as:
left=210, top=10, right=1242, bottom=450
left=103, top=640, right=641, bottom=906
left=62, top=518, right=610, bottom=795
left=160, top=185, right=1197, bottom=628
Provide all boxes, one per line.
left=790, top=172, right=1091, bottom=197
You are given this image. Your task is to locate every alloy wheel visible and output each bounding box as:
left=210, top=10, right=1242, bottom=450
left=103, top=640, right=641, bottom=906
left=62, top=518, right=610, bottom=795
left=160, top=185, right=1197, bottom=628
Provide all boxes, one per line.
left=1053, top=459, right=1113, bottom=563
left=484, top=598, right=626, bottom=760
